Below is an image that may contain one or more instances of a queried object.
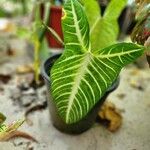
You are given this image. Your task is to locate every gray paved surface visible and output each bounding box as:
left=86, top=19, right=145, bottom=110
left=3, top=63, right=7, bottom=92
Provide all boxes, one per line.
left=0, top=38, right=150, bottom=150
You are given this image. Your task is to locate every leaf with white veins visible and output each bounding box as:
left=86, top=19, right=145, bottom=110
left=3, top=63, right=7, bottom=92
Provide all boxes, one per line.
left=51, top=0, right=145, bottom=124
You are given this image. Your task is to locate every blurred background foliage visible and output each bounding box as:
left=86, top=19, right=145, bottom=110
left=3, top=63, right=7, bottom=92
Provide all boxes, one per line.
left=0, top=0, right=53, bottom=83
left=0, top=0, right=149, bottom=81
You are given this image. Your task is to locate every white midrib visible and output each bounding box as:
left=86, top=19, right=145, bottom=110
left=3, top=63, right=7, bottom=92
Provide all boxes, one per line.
left=71, top=0, right=87, bottom=52
left=66, top=53, right=91, bottom=123
left=98, top=48, right=142, bottom=58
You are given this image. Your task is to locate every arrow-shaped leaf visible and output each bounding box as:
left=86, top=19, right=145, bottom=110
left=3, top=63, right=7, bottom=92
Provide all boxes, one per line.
left=51, top=0, right=145, bottom=124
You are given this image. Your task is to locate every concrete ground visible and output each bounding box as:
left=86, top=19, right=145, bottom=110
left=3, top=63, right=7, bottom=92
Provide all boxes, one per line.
left=0, top=37, right=150, bottom=150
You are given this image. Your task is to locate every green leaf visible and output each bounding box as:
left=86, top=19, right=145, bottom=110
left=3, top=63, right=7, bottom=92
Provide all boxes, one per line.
left=91, top=19, right=119, bottom=51
left=104, top=0, right=127, bottom=20
left=62, top=0, right=90, bottom=52
left=89, top=0, right=127, bottom=50
left=81, top=0, right=101, bottom=28
left=51, top=0, right=145, bottom=124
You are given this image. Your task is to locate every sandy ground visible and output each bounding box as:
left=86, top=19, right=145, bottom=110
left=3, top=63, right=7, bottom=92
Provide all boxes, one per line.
left=0, top=38, right=150, bottom=150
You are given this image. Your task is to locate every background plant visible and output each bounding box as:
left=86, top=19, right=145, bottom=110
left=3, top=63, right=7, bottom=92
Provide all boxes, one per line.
left=0, top=113, right=24, bottom=141
left=131, top=0, right=150, bottom=65
left=0, top=0, right=31, bottom=17
left=16, top=1, right=51, bottom=83
left=82, top=0, right=127, bottom=50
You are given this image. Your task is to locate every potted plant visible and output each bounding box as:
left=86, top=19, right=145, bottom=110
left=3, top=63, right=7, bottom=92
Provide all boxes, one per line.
left=131, top=0, right=150, bottom=67
left=42, top=0, right=147, bottom=134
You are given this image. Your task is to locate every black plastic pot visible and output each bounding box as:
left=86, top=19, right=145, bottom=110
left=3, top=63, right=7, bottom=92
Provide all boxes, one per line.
left=42, top=54, right=120, bottom=134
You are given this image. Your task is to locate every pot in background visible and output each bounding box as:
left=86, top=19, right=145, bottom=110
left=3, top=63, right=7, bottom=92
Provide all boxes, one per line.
left=42, top=54, right=120, bottom=134
left=41, top=5, right=64, bottom=49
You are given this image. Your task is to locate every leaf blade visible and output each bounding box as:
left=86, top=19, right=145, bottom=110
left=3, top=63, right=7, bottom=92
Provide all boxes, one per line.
left=51, top=43, right=144, bottom=124
left=90, top=0, right=127, bottom=51
left=50, top=0, right=145, bottom=124
left=104, top=0, right=127, bottom=20
left=62, top=0, right=90, bottom=52
left=82, top=0, right=101, bottom=28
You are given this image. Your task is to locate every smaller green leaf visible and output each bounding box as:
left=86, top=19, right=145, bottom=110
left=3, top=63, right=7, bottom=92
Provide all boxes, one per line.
left=104, top=0, right=127, bottom=20
left=91, top=19, right=118, bottom=51
left=90, top=0, right=127, bottom=50
left=82, top=0, right=101, bottom=28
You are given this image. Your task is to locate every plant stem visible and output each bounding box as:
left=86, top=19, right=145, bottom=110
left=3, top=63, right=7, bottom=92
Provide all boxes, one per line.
left=39, top=2, right=51, bottom=42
